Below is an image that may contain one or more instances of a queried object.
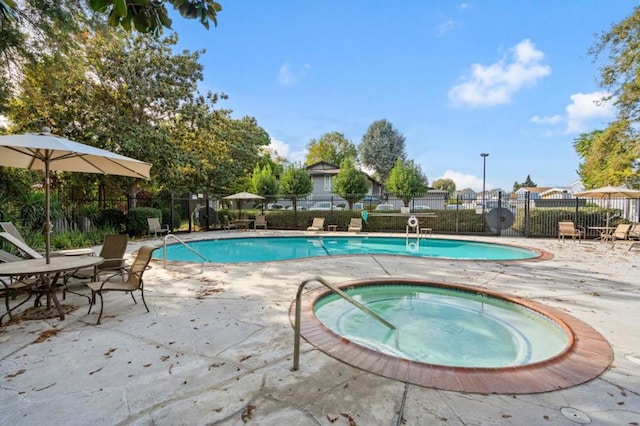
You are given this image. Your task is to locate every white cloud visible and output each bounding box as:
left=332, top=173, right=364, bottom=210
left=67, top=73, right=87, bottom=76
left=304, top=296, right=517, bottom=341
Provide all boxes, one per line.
left=531, top=114, right=562, bottom=125
left=530, top=91, right=616, bottom=134
left=277, top=62, right=311, bottom=86
left=565, top=91, right=615, bottom=133
left=436, top=19, right=456, bottom=36
left=263, top=137, right=308, bottom=165
left=448, top=39, right=551, bottom=107
left=264, top=137, right=290, bottom=158
left=438, top=170, right=486, bottom=192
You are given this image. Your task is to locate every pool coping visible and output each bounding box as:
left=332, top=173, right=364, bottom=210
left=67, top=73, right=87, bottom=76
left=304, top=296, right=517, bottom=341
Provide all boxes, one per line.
left=290, top=278, right=612, bottom=394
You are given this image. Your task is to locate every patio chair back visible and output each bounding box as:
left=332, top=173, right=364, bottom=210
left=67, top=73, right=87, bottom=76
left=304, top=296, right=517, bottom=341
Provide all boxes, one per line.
left=0, top=222, right=26, bottom=244
left=147, top=217, right=169, bottom=237
left=307, top=217, right=325, bottom=231
left=126, top=245, right=154, bottom=289
left=99, top=234, right=129, bottom=271
left=348, top=218, right=362, bottom=232
left=611, top=223, right=631, bottom=241
left=0, top=232, right=43, bottom=258
left=254, top=215, right=267, bottom=230
left=558, top=221, right=584, bottom=242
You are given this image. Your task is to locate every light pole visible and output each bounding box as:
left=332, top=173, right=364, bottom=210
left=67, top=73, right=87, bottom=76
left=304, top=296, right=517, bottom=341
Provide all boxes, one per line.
left=480, top=153, right=489, bottom=217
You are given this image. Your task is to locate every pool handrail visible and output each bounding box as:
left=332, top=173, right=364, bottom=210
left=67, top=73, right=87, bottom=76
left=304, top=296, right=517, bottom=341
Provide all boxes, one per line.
left=162, top=233, right=210, bottom=267
left=293, top=275, right=396, bottom=371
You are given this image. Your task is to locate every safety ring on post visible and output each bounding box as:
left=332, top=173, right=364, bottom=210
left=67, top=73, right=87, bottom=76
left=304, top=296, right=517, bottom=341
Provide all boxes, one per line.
left=407, top=215, right=419, bottom=228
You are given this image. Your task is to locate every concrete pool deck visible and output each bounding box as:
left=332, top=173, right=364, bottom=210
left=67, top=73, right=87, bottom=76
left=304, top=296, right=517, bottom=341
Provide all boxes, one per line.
left=1, top=231, right=639, bottom=425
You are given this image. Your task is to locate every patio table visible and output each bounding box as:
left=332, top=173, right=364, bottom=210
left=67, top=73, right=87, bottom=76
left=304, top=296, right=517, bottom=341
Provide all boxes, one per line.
left=234, top=219, right=253, bottom=231
left=588, top=226, right=617, bottom=242
left=0, top=256, right=103, bottom=320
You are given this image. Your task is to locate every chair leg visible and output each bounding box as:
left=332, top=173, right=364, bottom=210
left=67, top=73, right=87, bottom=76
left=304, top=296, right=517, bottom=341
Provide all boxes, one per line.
left=87, top=291, right=96, bottom=314
left=139, top=289, right=149, bottom=313
left=96, top=292, right=104, bottom=325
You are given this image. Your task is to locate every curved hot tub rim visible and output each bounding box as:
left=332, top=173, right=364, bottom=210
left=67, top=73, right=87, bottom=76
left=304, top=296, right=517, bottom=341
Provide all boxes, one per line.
left=290, top=278, right=613, bottom=394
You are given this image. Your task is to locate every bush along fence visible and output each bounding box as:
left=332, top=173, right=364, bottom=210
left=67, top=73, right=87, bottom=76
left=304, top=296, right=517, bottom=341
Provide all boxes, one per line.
left=4, top=191, right=640, bottom=243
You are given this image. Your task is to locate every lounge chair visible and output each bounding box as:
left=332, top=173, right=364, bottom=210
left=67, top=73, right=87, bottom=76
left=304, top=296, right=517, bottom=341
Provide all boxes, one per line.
left=608, top=223, right=631, bottom=243
left=558, top=221, right=584, bottom=242
left=628, top=222, right=640, bottom=240
left=0, top=221, right=90, bottom=257
left=254, top=215, right=267, bottom=230
left=0, top=222, right=27, bottom=244
left=0, top=232, right=43, bottom=258
left=347, top=218, right=362, bottom=232
left=147, top=217, right=170, bottom=238
left=307, top=217, right=325, bottom=231
left=85, top=245, right=154, bottom=324
left=222, top=215, right=237, bottom=231
left=64, top=234, right=129, bottom=297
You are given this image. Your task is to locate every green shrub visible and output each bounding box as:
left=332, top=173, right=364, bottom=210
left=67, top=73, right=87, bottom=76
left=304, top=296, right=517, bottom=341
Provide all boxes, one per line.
left=126, top=207, right=162, bottom=237
left=95, top=208, right=126, bottom=231
left=51, top=229, right=92, bottom=250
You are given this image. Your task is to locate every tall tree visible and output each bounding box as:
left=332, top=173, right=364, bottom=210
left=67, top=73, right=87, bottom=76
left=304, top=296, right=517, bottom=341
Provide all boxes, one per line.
left=359, top=119, right=406, bottom=183
left=1, top=1, right=222, bottom=36
left=0, top=1, right=89, bottom=117
left=249, top=164, right=278, bottom=204
left=8, top=31, right=207, bottom=198
left=513, top=175, right=537, bottom=191
left=386, top=159, right=428, bottom=207
left=333, top=158, right=369, bottom=210
left=279, top=164, right=312, bottom=211
left=305, top=131, right=357, bottom=166
left=431, top=178, right=456, bottom=199
left=584, top=6, right=640, bottom=187
left=574, top=124, right=639, bottom=188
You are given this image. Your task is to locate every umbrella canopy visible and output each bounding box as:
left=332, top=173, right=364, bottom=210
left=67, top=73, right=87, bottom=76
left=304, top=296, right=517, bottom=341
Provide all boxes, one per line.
left=0, top=128, right=152, bottom=262
left=574, top=185, right=640, bottom=229
left=222, top=192, right=265, bottom=201
left=222, top=192, right=265, bottom=216
left=574, top=186, right=640, bottom=199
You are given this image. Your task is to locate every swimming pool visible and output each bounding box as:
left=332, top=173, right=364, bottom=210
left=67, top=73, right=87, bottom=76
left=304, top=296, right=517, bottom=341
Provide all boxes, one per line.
left=314, top=284, right=569, bottom=368
left=155, top=236, right=541, bottom=263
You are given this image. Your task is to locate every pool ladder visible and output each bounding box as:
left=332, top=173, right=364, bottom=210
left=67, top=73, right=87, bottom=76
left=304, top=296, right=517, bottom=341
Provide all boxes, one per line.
left=293, top=276, right=397, bottom=371
left=162, top=233, right=210, bottom=268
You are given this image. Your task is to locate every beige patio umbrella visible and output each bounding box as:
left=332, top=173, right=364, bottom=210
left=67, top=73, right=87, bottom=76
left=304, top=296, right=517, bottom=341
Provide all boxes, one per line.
left=574, top=185, right=640, bottom=229
left=0, top=128, right=152, bottom=263
left=222, top=191, right=265, bottom=216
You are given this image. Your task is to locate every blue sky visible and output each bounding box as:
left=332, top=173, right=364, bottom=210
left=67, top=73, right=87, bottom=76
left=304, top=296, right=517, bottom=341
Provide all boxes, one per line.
left=170, top=1, right=636, bottom=192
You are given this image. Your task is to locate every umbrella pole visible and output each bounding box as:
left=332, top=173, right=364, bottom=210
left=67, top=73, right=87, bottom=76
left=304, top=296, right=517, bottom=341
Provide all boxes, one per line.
left=45, top=157, right=51, bottom=263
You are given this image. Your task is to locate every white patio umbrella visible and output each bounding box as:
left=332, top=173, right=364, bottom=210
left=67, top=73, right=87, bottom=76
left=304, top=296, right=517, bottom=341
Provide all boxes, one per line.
left=0, top=128, right=152, bottom=263
left=574, top=185, right=640, bottom=228
left=222, top=191, right=265, bottom=216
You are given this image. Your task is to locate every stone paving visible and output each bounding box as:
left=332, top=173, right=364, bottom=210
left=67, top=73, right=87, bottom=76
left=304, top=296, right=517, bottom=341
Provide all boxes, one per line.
left=1, top=231, right=639, bottom=425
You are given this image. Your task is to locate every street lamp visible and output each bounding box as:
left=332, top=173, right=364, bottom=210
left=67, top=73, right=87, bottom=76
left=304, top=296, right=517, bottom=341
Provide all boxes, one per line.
left=480, top=153, right=489, bottom=217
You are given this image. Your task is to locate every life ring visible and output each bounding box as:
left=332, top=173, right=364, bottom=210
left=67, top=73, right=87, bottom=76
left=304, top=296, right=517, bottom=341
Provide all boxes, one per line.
left=407, top=215, right=419, bottom=228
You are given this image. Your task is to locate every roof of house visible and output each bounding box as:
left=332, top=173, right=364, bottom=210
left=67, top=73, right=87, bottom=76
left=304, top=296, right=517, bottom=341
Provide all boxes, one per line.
left=306, top=161, right=381, bottom=185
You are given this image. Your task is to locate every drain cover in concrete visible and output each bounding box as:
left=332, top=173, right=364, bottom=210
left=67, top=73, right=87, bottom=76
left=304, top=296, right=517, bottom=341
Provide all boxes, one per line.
left=560, top=407, right=591, bottom=424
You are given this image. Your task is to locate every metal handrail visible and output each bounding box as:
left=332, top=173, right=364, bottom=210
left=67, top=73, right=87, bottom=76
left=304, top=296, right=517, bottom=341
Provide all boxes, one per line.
left=293, top=276, right=396, bottom=370
left=162, top=233, right=210, bottom=267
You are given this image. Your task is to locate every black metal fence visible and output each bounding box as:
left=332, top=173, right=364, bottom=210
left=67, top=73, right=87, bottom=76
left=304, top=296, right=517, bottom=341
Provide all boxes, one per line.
left=54, top=191, right=640, bottom=239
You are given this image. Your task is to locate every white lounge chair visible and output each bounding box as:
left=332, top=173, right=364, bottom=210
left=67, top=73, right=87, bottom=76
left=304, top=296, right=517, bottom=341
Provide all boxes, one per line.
left=307, top=217, right=325, bottom=231
left=347, top=218, right=362, bottom=232
left=147, top=217, right=170, bottom=237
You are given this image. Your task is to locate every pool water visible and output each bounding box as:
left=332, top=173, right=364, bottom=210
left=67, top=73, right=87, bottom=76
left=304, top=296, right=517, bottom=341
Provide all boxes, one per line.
left=313, top=284, right=569, bottom=368
left=156, top=236, right=539, bottom=263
